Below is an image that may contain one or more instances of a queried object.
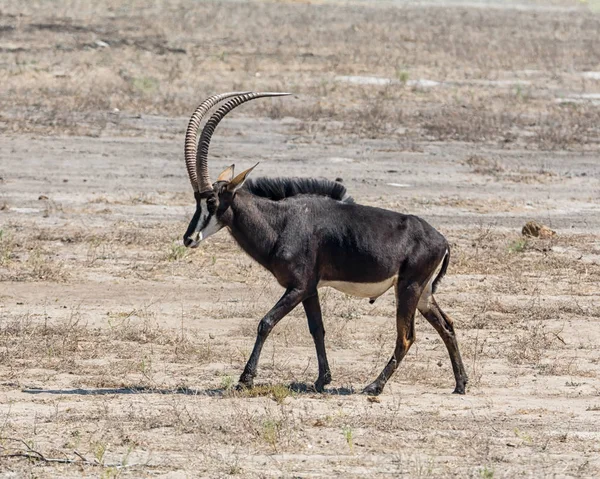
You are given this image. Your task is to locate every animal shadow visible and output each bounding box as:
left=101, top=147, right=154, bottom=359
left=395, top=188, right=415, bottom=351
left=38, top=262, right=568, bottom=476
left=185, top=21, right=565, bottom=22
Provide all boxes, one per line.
left=21, top=383, right=354, bottom=397
left=22, top=386, right=223, bottom=397
left=288, top=382, right=354, bottom=396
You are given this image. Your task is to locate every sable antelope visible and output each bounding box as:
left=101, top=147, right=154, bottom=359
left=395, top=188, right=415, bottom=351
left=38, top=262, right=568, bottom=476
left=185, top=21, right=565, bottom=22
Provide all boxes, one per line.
left=182, top=92, right=467, bottom=395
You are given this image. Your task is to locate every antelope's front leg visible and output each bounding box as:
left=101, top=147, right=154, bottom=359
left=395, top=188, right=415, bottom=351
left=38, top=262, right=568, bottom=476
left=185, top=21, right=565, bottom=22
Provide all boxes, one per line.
left=238, top=287, right=305, bottom=389
left=302, top=293, right=331, bottom=392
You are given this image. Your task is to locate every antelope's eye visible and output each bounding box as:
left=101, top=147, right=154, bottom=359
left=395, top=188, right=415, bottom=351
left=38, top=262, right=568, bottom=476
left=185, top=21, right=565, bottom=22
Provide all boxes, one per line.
left=207, top=197, right=217, bottom=213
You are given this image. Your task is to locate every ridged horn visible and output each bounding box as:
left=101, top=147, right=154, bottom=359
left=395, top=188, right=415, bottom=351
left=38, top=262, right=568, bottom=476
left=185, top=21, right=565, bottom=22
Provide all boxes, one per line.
left=196, top=92, right=291, bottom=192
left=184, top=92, right=249, bottom=192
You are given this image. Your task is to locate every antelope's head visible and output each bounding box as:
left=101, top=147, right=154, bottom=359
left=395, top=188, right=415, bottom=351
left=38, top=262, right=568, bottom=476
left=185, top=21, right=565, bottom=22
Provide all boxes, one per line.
left=182, top=92, right=289, bottom=248
left=183, top=163, right=257, bottom=248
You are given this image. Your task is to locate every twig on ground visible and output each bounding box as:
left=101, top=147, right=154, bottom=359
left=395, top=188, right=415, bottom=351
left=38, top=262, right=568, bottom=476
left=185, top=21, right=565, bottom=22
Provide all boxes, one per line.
left=0, top=437, right=130, bottom=468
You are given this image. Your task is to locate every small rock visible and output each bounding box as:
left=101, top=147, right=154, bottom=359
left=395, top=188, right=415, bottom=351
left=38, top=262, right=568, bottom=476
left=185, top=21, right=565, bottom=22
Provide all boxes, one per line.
left=38, top=195, right=49, bottom=200
left=522, top=221, right=556, bottom=239
left=95, top=40, right=110, bottom=48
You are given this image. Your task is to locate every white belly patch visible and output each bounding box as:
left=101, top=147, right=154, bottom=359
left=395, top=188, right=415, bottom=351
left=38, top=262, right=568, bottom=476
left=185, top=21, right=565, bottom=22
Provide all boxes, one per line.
left=318, top=276, right=398, bottom=299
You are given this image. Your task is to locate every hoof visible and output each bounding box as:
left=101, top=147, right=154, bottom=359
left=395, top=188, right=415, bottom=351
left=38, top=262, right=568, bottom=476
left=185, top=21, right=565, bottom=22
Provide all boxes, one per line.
left=235, top=382, right=251, bottom=391
left=362, top=383, right=383, bottom=396
left=453, top=377, right=468, bottom=395
left=314, top=372, right=332, bottom=393
left=237, top=375, right=254, bottom=390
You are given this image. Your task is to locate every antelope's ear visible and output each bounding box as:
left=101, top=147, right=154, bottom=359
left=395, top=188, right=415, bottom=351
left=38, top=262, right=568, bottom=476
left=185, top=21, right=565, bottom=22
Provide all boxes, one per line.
left=227, top=163, right=258, bottom=193
left=216, top=164, right=235, bottom=182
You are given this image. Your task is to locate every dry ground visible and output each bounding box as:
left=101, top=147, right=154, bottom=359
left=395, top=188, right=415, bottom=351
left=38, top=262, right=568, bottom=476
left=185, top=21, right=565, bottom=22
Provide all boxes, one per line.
left=1, top=0, right=600, bottom=477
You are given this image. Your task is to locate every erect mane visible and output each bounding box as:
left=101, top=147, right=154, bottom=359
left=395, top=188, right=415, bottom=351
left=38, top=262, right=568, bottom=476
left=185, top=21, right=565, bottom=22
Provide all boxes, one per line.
left=243, top=177, right=354, bottom=203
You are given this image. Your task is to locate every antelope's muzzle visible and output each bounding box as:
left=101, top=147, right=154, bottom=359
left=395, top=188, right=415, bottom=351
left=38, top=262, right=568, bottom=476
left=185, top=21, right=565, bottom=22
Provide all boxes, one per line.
left=183, top=233, right=200, bottom=248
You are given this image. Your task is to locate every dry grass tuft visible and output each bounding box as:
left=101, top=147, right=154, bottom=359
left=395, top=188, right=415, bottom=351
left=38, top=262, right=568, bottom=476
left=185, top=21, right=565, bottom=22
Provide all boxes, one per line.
left=0, top=228, right=16, bottom=266
left=464, top=155, right=505, bottom=176
left=232, top=384, right=293, bottom=404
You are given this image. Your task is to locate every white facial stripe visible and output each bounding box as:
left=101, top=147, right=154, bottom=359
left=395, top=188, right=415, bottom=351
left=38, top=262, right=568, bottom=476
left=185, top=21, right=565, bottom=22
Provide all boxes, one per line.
left=198, top=214, right=222, bottom=241
left=194, top=199, right=210, bottom=234
left=190, top=198, right=224, bottom=242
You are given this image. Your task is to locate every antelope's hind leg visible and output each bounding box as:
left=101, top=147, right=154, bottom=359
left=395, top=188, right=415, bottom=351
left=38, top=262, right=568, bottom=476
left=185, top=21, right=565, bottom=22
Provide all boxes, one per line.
left=363, top=281, right=421, bottom=396
left=418, top=294, right=468, bottom=394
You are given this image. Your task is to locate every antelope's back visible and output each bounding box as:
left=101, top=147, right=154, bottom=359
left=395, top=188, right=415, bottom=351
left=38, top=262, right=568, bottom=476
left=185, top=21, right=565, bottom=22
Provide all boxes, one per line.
left=297, top=200, right=442, bottom=282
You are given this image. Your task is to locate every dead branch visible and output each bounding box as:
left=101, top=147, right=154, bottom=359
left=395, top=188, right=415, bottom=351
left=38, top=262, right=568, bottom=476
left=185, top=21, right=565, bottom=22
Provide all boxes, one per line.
left=0, top=437, right=130, bottom=468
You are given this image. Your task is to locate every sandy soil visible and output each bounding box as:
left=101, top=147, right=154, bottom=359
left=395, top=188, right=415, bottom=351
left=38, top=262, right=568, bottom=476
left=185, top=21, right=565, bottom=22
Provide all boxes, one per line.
left=1, top=1, right=600, bottom=477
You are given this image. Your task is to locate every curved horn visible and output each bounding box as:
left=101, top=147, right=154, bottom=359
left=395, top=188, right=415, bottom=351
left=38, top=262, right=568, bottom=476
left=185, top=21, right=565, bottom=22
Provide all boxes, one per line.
left=184, top=92, right=250, bottom=192
left=196, top=92, right=291, bottom=192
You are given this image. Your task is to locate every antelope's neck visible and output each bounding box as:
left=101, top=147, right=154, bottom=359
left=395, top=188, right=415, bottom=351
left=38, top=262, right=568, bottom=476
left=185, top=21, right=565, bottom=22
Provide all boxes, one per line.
left=227, top=193, right=280, bottom=270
